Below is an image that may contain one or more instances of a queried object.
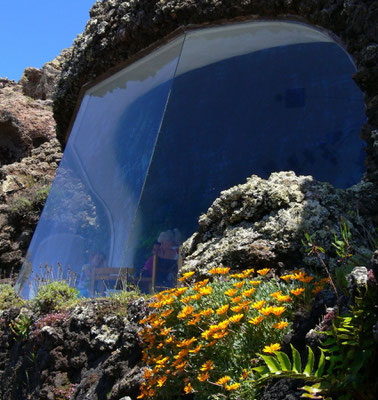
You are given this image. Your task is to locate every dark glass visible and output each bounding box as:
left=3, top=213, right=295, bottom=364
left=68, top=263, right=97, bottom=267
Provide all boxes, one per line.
left=17, top=21, right=366, bottom=298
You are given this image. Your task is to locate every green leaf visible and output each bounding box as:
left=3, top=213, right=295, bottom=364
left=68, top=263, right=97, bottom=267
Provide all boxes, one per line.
left=315, top=349, right=325, bottom=378
left=291, top=344, right=302, bottom=374
left=252, top=366, right=269, bottom=376
left=257, top=354, right=281, bottom=373
left=304, top=346, right=315, bottom=376
left=275, top=351, right=292, bottom=371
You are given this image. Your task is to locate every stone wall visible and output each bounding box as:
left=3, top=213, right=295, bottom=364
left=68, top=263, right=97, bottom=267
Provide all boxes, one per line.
left=53, top=0, right=378, bottom=186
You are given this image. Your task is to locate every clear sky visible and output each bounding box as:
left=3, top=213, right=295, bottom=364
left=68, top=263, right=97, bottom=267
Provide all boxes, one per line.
left=0, top=0, right=96, bottom=81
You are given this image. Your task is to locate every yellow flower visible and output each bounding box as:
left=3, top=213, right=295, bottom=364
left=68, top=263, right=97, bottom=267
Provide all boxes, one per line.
left=271, top=290, right=282, bottom=299
left=174, top=287, right=188, bottom=296
left=184, top=383, right=193, bottom=394
left=271, top=306, right=286, bottom=317
left=291, top=287, right=305, bottom=296
left=216, top=304, right=229, bottom=315
left=157, top=376, right=167, bottom=387
left=249, top=315, right=264, bottom=325
left=276, top=294, right=292, bottom=303
left=161, top=297, right=174, bottom=306
left=177, top=337, right=197, bottom=347
left=228, top=313, right=244, bottom=323
left=230, top=296, right=242, bottom=303
left=251, top=300, right=266, bottom=309
left=280, top=274, right=294, bottom=281
left=161, top=309, right=174, bottom=318
left=241, top=369, right=249, bottom=379
left=242, top=288, right=255, bottom=297
left=224, top=288, right=238, bottom=297
left=194, top=279, right=209, bottom=289
left=178, top=271, right=195, bottom=282
left=259, top=306, right=273, bottom=316
left=257, top=268, right=270, bottom=276
left=209, top=267, right=230, bottom=275
left=216, top=376, right=231, bottom=385
left=217, top=320, right=230, bottom=330
left=199, top=286, right=213, bottom=295
left=200, top=360, right=214, bottom=372
left=165, top=336, right=174, bottom=344
left=190, top=293, right=202, bottom=301
left=187, top=315, right=201, bottom=325
left=263, top=343, right=281, bottom=353
left=231, top=304, right=244, bottom=313
left=226, top=383, right=240, bottom=391
left=160, top=327, right=172, bottom=336
left=197, top=372, right=210, bottom=382
left=199, top=308, right=214, bottom=317
left=233, top=281, right=245, bottom=289
left=177, top=305, right=194, bottom=319
left=249, top=280, right=262, bottom=286
left=189, top=344, right=203, bottom=354
left=273, top=321, right=289, bottom=330
left=212, top=330, right=228, bottom=339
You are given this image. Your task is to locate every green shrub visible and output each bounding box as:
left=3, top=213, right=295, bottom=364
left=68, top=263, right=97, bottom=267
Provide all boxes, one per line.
left=0, top=283, right=25, bottom=310
left=34, top=281, right=79, bottom=313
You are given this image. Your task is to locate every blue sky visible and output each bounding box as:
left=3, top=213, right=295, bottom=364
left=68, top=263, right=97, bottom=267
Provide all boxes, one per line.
left=0, top=0, right=96, bottom=81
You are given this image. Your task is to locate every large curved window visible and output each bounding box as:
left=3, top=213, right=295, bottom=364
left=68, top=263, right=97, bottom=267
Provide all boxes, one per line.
left=16, top=20, right=366, bottom=298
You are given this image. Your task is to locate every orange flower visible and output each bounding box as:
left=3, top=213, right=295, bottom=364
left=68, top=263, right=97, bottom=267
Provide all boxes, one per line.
left=216, top=304, right=229, bottom=315
left=263, top=343, right=281, bottom=353
left=177, top=337, right=197, bottom=347
left=242, top=288, right=255, bottom=297
left=174, top=287, right=189, bottom=296
left=216, top=376, right=231, bottom=385
left=257, top=268, right=270, bottom=276
left=231, top=304, right=244, bottom=313
left=212, top=330, right=228, bottom=339
left=197, top=372, right=210, bottom=382
left=241, top=369, right=249, bottom=379
left=271, top=290, right=282, bottom=299
left=233, top=281, right=245, bottom=289
left=259, top=306, right=273, bottom=316
left=276, top=294, right=292, bottom=303
left=160, top=327, right=172, bottom=336
left=177, top=305, right=194, bottom=319
left=199, top=308, right=214, bottom=317
left=228, top=313, right=244, bottom=323
left=165, top=336, right=174, bottom=344
left=302, top=276, right=314, bottom=284
left=230, top=296, right=242, bottom=303
left=226, top=383, right=240, bottom=391
left=199, top=286, right=213, bottom=295
left=190, top=293, right=202, bottom=301
left=194, top=279, right=210, bottom=289
left=200, top=360, right=214, bottom=372
left=291, top=287, right=305, bottom=296
left=189, top=344, right=203, bottom=354
left=157, top=376, right=167, bottom=387
left=187, top=314, right=201, bottom=325
left=273, top=321, right=289, bottom=330
left=249, top=280, right=262, bottom=286
left=209, top=267, right=230, bottom=275
left=271, top=306, right=286, bottom=317
left=181, top=296, right=191, bottom=304
left=249, top=315, right=264, bottom=325
left=312, top=285, right=324, bottom=295
left=143, top=368, right=153, bottom=379
left=280, top=274, right=294, bottom=281
left=251, top=300, right=266, bottom=309
left=161, top=309, right=174, bottom=318
left=178, top=271, right=195, bottom=282
left=184, top=383, right=193, bottom=394
left=224, top=288, right=238, bottom=297
left=207, top=340, right=217, bottom=347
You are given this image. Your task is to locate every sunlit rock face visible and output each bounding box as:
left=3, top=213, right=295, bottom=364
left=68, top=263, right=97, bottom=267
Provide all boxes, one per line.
left=17, top=20, right=368, bottom=299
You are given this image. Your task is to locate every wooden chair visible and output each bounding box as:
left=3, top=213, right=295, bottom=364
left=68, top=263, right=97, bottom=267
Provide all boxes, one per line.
left=90, top=267, right=132, bottom=296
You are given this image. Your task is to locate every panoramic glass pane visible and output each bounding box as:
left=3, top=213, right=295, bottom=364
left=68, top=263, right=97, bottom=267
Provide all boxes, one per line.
left=16, top=37, right=184, bottom=298
left=127, top=21, right=365, bottom=286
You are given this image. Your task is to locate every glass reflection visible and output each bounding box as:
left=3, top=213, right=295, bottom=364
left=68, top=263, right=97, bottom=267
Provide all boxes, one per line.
left=16, top=21, right=366, bottom=298
left=16, top=37, right=184, bottom=298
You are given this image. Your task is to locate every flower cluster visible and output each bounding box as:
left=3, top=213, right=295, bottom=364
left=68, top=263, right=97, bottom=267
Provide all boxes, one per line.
left=138, top=267, right=326, bottom=399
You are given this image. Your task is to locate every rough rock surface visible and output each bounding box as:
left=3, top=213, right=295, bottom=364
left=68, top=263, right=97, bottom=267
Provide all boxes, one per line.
left=0, top=298, right=145, bottom=400
left=0, top=139, right=62, bottom=276
left=53, top=0, right=378, bottom=186
left=0, top=79, right=55, bottom=166
left=19, top=48, right=72, bottom=101
left=181, top=171, right=377, bottom=274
